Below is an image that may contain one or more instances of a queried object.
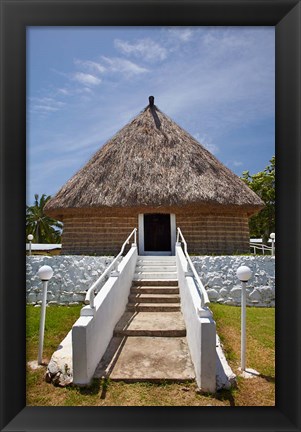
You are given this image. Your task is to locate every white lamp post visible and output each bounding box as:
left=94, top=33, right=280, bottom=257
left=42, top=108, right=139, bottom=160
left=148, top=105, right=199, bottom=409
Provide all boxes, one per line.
left=37, top=265, right=53, bottom=365
left=27, top=234, right=34, bottom=256
left=236, top=265, right=252, bottom=372
left=270, top=232, right=275, bottom=256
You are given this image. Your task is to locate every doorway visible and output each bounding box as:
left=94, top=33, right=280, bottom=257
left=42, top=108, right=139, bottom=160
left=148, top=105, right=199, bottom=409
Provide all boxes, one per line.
left=138, top=213, right=176, bottom=255
left=144, top=214, right=171, bottom=251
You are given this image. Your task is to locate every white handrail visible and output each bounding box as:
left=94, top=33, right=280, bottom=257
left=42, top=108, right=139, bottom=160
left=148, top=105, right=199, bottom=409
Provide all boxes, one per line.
left=85, top=228, right=137, bottom=308
left=176, top=228, right=210, bottom=307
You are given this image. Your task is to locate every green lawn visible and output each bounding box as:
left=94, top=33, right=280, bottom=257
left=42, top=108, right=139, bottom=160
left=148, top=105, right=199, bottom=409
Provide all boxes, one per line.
left=210, top=303, right=275, bottom=378
left=26, top=304, right=82, bottom=361
left=26, top=303, right=275, bottom=406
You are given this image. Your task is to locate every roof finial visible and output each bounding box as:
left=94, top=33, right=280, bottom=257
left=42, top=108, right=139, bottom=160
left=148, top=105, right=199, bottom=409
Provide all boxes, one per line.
left=149, top=96, right=154, bottom=107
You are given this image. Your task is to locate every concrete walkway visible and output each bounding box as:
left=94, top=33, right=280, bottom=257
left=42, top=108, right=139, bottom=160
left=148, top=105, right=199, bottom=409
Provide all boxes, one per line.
left=94, top=256, right=195, bottom=382
left=44, top=255, right=237, bottom=389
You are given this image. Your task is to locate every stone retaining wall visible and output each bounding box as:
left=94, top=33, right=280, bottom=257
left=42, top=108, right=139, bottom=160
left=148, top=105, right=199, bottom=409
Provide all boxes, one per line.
left=26, top=256, right=115, bottom=305
left=26, top=255, right=275, bottom=307
left=191, top=256, right=275, bottom=307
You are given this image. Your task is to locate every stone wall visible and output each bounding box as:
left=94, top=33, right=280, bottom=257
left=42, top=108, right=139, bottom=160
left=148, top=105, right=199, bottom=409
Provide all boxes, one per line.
left=26, top=256, right=115, bottom=305
left=26, top=255, right=275, bottom=307
left=191, top=256, right=275, bottom=307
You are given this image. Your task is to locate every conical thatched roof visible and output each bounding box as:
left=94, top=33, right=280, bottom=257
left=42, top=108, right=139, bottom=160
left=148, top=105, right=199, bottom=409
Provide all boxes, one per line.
left=45, top=97, right=264, bottom=218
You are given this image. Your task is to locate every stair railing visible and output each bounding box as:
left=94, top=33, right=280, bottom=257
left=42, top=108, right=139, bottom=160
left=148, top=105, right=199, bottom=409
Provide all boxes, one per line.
left=176, top=227, right=210, bottom=307
left=250, top=242, right=273, bottom=255
left=85, top=228, right=137, bottom=308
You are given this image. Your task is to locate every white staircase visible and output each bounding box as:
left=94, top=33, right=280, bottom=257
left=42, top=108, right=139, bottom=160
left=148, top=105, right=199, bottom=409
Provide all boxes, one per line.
left=129, top=256, right=180, bottom=312
left=94, top=254, right=195, bottom=383
left=133, top=256, right=178, bottom=282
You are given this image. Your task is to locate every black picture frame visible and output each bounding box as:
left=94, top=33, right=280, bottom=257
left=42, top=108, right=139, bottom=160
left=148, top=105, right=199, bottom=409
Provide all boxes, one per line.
left=1, top=1, right=300, bottom=431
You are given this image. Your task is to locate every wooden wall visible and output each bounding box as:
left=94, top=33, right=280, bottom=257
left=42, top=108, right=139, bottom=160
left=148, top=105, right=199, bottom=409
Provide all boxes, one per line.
left=61, top=209, right=250, bottom=255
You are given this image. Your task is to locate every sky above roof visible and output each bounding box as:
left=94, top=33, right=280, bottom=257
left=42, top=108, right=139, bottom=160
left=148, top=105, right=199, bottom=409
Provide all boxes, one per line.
left=27, top=26, right=275, bottom=205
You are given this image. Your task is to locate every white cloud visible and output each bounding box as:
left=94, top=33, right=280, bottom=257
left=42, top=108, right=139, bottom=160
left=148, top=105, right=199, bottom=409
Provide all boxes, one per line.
left=232, top=161, right=243, bottom=167
left=74, top=59, right=106, bottom=74
left=29, top=97, right=66, bottom=115
left=33, top=105, right=59, bottom=112
left=154, top=29, right=274, bottom=141
left=57, top=88, right=70, bottom=95
left=72, top=55, right=148, bottom=83
left=101, top=56, right=148, bottom=76
left=73, top=72, right=101, bottom=86
left=203, top=142, right=219, bottom=155
left=194, top=133, right=219, bottom=154
left=115, top=38, right=167, bottom=62
left=202, top=28, right=251, bottom=52
left=78, top=87, right=92, bottom=94
left=168, top=28, right=193, bottom=42
left=53, top=85, right=92, bottom=100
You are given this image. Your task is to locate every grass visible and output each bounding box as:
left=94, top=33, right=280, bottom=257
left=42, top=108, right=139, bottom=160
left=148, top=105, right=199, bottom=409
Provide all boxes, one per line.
left=210, top=303, right=275, bottom=378
left=26, top=303, right=275, bottom=406
left=26, top=304, right=82, bottom=361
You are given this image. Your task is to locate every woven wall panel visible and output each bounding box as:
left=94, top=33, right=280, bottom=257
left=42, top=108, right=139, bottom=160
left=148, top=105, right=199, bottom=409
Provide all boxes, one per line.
left=61, top=212, right=250, bottom=255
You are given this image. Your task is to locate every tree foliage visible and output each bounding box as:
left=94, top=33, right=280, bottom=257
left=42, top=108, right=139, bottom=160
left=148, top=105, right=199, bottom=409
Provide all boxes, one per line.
left=26, top=194, right=63, bottom=243
left=241, top=156, right=275, bottom=243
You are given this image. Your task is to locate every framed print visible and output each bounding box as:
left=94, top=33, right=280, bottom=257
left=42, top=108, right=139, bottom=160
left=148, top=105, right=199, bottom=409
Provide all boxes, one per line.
left=1, top=1, right=300, bottom=431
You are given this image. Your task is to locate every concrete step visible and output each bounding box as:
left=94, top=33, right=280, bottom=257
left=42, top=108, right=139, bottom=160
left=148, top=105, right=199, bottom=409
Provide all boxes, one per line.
left=133, top=272, right=178, bottom=280
left=113, top=311, right=186, bottom=337
left=136, top=263, right=176, bottom=268
left=132, top=279, right=178, bottom=287
left=137, top=258, right=176, bottom=262
left=135, top=265, right=177, bottom=272
left=94, top=336, right=195, bottom=382
left=129, top=293, right=180, bottom=304
left=131, top=286, right=179, bottom=294
left=127, top=303, right=181, bottom=312
left=138, top=256, right=176, bottom=261
left=137, top=263, right=176, bottom=268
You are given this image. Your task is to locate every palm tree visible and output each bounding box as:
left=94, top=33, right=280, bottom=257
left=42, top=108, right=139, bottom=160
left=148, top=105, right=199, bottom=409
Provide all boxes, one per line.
left=26, top=194, right=63, bottom=243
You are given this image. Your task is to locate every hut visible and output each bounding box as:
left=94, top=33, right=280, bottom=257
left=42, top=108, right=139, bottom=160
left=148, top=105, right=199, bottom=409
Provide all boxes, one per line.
left=44, top=96, right=264, bottom=256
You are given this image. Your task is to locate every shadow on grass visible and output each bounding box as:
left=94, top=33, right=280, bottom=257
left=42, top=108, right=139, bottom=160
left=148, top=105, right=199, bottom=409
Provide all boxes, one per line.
left=71, top=379, right=101, bottom=396
left=199, top=387, right=236, bottom=407
left=259, top=374, right=275, bottom=383
left=215, top=389, right=236, bottom=406
left=100, top=378, right=110, bottom=399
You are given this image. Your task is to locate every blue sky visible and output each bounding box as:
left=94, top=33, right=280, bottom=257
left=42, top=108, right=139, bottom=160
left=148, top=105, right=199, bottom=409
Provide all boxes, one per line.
left=27, top=26, right=275, bottom=205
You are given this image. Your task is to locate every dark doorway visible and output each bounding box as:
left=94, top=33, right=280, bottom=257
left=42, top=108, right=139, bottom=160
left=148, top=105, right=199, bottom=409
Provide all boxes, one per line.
left=144, top=214, right=171, bottom=252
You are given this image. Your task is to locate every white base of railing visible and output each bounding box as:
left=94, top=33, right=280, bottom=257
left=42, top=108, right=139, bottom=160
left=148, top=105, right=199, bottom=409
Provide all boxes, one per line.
left=176, top=244, right=216, bottom=393
left=72, top=245, right=138, bottom=385
left=85, top=228, right=137, bottom=308
left=197, top=307, right=213, bottom=318
left=176, top=233, right=210, bottom=306
left=80, top=305, right=96, bottom=317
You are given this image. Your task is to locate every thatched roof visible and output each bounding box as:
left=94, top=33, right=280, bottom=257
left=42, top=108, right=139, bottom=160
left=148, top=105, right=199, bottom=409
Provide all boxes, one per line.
left=45, top=96, right=264, bottom=218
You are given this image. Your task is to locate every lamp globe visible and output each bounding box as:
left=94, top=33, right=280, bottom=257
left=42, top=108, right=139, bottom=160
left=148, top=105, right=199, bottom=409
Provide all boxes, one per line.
left=37, top=265, right=53, bottom=281
left=236, top=266, right=252, bottom=282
